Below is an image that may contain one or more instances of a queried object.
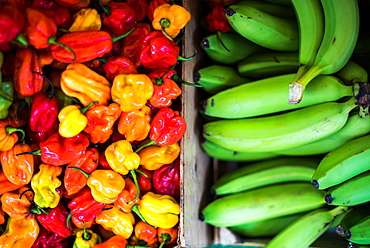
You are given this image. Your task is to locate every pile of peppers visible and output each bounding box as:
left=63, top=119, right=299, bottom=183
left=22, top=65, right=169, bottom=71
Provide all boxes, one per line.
left=0, top=0, right=196, bottom=247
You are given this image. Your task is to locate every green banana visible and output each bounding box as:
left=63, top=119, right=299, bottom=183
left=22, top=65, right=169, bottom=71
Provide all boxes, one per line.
left=236, top=0, right=296, bottom=19
left=325, top=171, right=370, bottom=207
left=289, top=0, right=360, bottom=104
left=193, top=65, right=250, bottom=95
left=200, top=73, right=355, bottom=119
left=237, top=52, right=299, bottom=79
left=200, top=32, right=264, bottom=65
left=312, top=134, right=370, bottom=190
left=346, top=214, right=370, bottom=245
left=200, top=182, right=326, bottom=227
left=225, top=5, right=299, bottom=51
left=336, top=204, right=370, bottom=237
left=211, top=156, right=319, bottom=196
left=335, top=60, right=369, bottom=85
left=290, top=0, right=325, bottom=82
left=229, top=212, right=306, bottom=238
left=276, top=112, right=370, bottom=156
left=202, top=97, right=359, bottom=153
left=200, top=139, right=278, bottom=162
left=265, top=206, right=348, bottom=248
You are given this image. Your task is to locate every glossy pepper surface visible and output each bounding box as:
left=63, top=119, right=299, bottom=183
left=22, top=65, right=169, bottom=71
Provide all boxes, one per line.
left=31, top=163, right=62, bottom=208
left=147, top=0, right=170, bottom=22
left=74, top=229, right=101, bottom=248
left=0, top=143, right=34, bottom=185
left=68, top=8, right=101, bottom=32
left=149, top=107, right=186, bottom=146
left=137, top=142, right=180, bottom=171
left=0, top=169, right=25, bottom=195
left=138, top=168, right=153, bottom=195
left=95, top=204, right=135, bottom=239
left=105, top=140, right=140, bottom=175
left=64, top=147, right=99, bottom=196
left=0, top=117, right=24, bottom=152
left=126, top=0, right=148, bottom=22
left=37, top=5, right=72, bottom=30
left=158, top=225, right=178, bottom=248
left=83, top=103, right=122, bottom=144
left=31, top=227, right=69, bottom=248
left=133, top=221, right=158, bottom=247
left=1, top=187, right=34, bottom=220
left=206, top=4, right=230, bottom=33
left=117, top=106, right=151, bottom=142
left=111, top=74, right=153, bottom=112
left=92, top=235, right=127, bottom=248
left=61, top=63, right=111, bottom=106
left=153, top=159, right=180, bottom=200
left=102, top=56, right=138, bottom=81
left=0, top=5, right=27, bottom=47
left=136, top=192, right=180, bottom=229
left=152, top=3, right=191, bottom=39
left=114, top=177, right=140, bottom=213
left=101, top=2, right=137, bottom=37
left=0, top=216, right=40, bottom=248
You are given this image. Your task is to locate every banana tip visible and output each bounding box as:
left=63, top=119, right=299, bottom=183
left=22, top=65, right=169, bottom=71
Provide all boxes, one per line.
left=345, top=230, right=352, bottom=240
left=324, top=194, right=334, bottom=204
left=199, top=213, right=205, bottom=221
left=335, top=225, right=345, bottom=236
left=311, top=180, right=319, bottom=189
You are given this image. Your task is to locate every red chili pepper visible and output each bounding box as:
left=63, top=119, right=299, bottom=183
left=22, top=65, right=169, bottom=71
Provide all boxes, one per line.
left=37, top=5, right=72, bottom=30
left=102, top=56, right=138, bottom=81
left=26, top=121, right=59, bottom=146
left=31, top=227, right=69, bottom=248
left=36, top=202, right=73, bottom=239
left=2, top=0, right=31, bottom=12
left=153, top=159, right=180, bottom=201
left=138, top=168, right=153, bottom=195
left=126, top=0, right=148, bottom=22
left=32, top=0, right=57, bottom=9
left=150, top=107, right=186, bottom=146
left=140, top=31, right=180, bottom=69
left=147, top=0, right=171, bottom=22
left=100, top=2, right=137, bottom=37
left=0, top=5, right=28, bottom=47
left=54, top=0, right=81, bottom=7
left=121, top=22, right=152, bottom=68
left=205, top=4, right=231, bottom=51
left=98, top=150, right=111, bottom=170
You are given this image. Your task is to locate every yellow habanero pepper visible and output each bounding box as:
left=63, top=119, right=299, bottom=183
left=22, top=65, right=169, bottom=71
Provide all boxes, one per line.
left=31, top=163, right=62, bottom=209
left=95, top=204, right=135, bottom=239
left=58, top=101, right=97, bottom=138
left=61, top=63, right=111, bottom=106
left=0, top=216, right=39, bottom=248
left=137, top=142, right=180, bottom=171
left=133, top=192, right=180, bottom=229
left=105, top=140, right=140, bottom=175
left=152, top=3, right=191, bottom=39
left=74, top=228, right=102, bottom=248
left=68, top=8, right=102, bottom=32
left=111, top=74, right=153, bottom=112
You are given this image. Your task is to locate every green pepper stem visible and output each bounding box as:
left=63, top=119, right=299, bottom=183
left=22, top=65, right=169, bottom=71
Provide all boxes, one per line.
left=111, top=25, right=137, bottom=43
left=32, top=71, right=55, bottom=98
left=134, top=140, right=156, bottom=153
left=216, top=30, right=230, bottom=52
left=19, top=188, right=33, bottom=199
left=6, top=126, right=25, bottom=142
left=66, top=213, right=73, bottom=232
left=134, top=169, right=151, bottom=183
left=131, top=204, right=149, bottom=225
left=172, top=73, right=202, bottom=87
left=99, top=0, right=111, bottom=16
left=82, top=222, right=91, bottom=241
left=0, top=225, right=4, bottom=233
left=68, top=167, right=91, bottom=178
left=80, top=101, right=98, bottom=114
left=57, top=28, right=70, bottom=33
left=48, top=35, right=76, bottom=61
left=127, top=170, right=140, bottom=204
left=178, top=51, right=197, bottom=61
left=10, top=33, right=28, bottom=46
left=15, top=149, right=41, bottom=156
left=159, top=233, right=172, bottom=248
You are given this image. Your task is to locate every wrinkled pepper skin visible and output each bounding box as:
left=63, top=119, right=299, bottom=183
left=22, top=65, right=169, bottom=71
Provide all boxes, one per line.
left=157, top=225, right=178, bottom=247
left=105, top=140, right=140, bottom=175
left=31, top=163, right=62, bottom=209
left=0, top=216, right=40, bottom=248
left=102, top=56, right=138, bottom=81
left=137, top=142, right=180, bottom=171
left=95, top=205, right=135, bottom=239
left=64, top=147, right=99, bottom=196
left=39, top=132, right=90, bottom=166
left=114, top=177, right=140, bottom=213
left=26, top=121, right=58, bottom=147
left=126, top=0, right=148, bottom=22
left=37, top=5, right=72, bottom=30
left=137, top=192, right=180, bottom=229
left=36, top=202, right=73, bottom=239
left=138, top=168, right=153, bottom=195
left=133, top=221, right=158, bottom=247
left=0, top=5, right=26, bottom=45
left=147, top=0, right=170, bottom=22
left=153, top=159, right=180, bottom=200
left=0, top=143, right=34, bottom=185
left=1, top=187, right=34, bottom=220
left=152, top=3, right=191, bottom=39
left=13, top=48, right=44, bottom=98
left=0, top=169, right=25, bottom=195
left=206, top=4, right=231, bottom=33
left=83, top=103, right=122, bottom=144
left=73, top=229, right=101, bottom=248
left=87, top=169, right=125, bottom=204
left=61, top=63, right=111, bottom=106
left=50, top=30, right=113, bottom=63
left=68, top=8, right=101, bottom=32
left=101, top=2, right=137, bottom=37
left=31, top=227, right=69, bottom=248
left=140, top=31, right=180, bottom=69
left=0, top=117, right=22, bottom=152
left=117, top=106, right=151, bottom=142
left=92, top=235, right=127, bottom=248
left=149, top=107, right=186, bottom=146
left=111, top=74, right=153, bottom=112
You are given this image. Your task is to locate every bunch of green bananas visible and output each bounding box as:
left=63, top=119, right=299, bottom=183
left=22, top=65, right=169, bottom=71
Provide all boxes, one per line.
left=198, top=0, right=370, bottom=247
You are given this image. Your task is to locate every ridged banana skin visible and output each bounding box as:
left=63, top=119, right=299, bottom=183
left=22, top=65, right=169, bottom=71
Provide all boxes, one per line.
left=276, top=112, right=370, bottom=156
left=200, top=139, right=278, bottom=162
left=237, top=52, right=299, bottom=79
left=228, top=213, right=306, bottom=238
left=336, top=204, right=370, bottom=237
left=202, top=97, right=358, bottom=153
left=312, top=134, right=370, bottom=190
left=265, top=206, right=348, bottom=248
left=193, top=65, right=250, bottom=95
left=225, top=5, right=299, bottom=51
left=289, top=0, right=360, bottom=104
left=336, top=61, right=369, bottom=85
left=200, top=74, right=353, bottom=119
left=346, top=214, right=370, bottom=245
left=212, top=156, right=319, bottom=196
left=291, top=0, right=325, bottom=82
left=237, top=0, right=296, bottom=19
left=325, top=171, right=370, bottom=207
left=200, top=32, right=264, bottom=65
left=200, top=182, right=326, bottom=227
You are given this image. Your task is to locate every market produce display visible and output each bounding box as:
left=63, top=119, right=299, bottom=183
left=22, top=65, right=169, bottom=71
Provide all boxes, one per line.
left=199, top=0, right=370, bottom=247
left=0, top=0, right=194, bottom=247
